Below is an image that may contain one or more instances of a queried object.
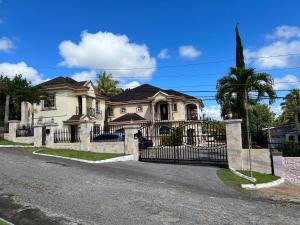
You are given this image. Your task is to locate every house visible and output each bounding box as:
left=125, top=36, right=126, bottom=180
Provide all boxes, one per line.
left=21, top=77, right=106, bottom=130
left=107, top=84, right=203, bottom=125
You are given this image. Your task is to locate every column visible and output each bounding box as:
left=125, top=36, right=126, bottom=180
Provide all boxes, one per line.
left=124, top=125, right=139, bottom=161
left=21, top=101, right=29, bottom=126
left=33, top=124, right=43, bottom=147
left=151, top=102, right=155, bottom=122
left=45, top=124, right=58, bottom=147
left=224, top=119, right=243, bottom=170
left=79, top=121, right=94, bottom=151
left=82, top=96, right=87, bottom=115
left=168, top=101, right=172, bottom=121
left=8, top=120, right=20, bottom=142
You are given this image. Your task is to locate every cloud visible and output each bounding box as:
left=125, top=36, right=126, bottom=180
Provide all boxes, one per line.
left=0, top=62, right=43, bottom=84
left=157, top=48, right=170, bottom=59
left=273, top=74, right=300, bottom=90
left=120, top=81, right=141, bottom=89
left=0, top=37, right=14, bottom=52
left=59, top=31, right=156, bottom=81
left=245, top=25, right=300, bottom=68
left=203, top=105, right=221, bottom=120
left=270, top=105, right=282, bottom=117
left=70, top=70, right=97, bottom=82
left=178, top=45, right=201, bottom=59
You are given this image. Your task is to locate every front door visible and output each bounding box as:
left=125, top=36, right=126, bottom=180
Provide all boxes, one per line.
left=160, top=104, right=168, bottom=120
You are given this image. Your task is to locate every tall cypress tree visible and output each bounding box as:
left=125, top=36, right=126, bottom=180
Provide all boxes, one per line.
left=235, top=24, right=245, bottom=69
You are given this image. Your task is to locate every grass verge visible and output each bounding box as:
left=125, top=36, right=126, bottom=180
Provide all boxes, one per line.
left=34, top=147, right=126, bottom=161
left=217, top=168, right=279, bottom=191
left=0, top=138, right=33, bottom=146
left=0, top=218, right=10, bottom=225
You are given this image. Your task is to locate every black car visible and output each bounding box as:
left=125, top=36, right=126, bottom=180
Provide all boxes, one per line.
left=138, top=137, right=153, bottom=149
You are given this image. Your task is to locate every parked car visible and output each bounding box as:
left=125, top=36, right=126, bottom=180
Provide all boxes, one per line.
left=94, top=132, right=124, bottom=141
left=138, top=137, right=153, bottom=149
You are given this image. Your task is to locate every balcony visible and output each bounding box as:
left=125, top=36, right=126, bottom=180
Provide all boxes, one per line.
left=76, top=107, right=96, bottom=117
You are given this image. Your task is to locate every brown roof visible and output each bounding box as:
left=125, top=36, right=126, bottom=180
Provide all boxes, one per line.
left=109, top=84, right=199, bottom=102
left=39, top=77, right=88, bottom=90
left=110, top=113, right=147, bottom=123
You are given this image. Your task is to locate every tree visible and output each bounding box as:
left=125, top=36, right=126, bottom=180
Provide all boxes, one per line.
left=216, top=25, right=276, bottom=126
left=248, top=104, right=275, bottom=132
left=96, top=72, right=123, bottom=97
left=276, top=89, right=300, bottom=124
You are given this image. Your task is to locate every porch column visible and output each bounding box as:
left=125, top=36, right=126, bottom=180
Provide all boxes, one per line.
left=197, top=105, right=201, bottom=120
left=168, top=101, right=172, bottom=120
left=82, top=96, right=87, bottom=115
left=224, top=119, right=243, bottom=170
left=151, top=102, right=155, bottom=122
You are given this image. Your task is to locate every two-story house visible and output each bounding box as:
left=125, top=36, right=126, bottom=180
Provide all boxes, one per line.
left=22, top=77, right=106, bottom=130
left=107, top=84, right=203, bottom=125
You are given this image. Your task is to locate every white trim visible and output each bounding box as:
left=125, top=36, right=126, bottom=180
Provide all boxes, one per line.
left=241, top=178, right=285, bottom=190
left=32, top=151, right=133, bottom=164
left=229, top=167, right=257, bottom=182
left=0, top=217, right=14, bottom=225
left=152, top=91, right=169, bottom=98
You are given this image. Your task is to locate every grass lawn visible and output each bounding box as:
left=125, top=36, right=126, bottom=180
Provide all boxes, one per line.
left=217, top=168, right=279, bottom=191
left=0, top=219, right=10, bottom=225
left=0, top=138, right=33, bottom=146
left=34, top=147, right=126, bottom=161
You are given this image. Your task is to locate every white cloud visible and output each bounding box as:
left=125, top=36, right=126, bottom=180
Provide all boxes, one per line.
left=274, top=74, right=300, bottom=90
left=0, top=62, right=43, bottom=84
left=203, top=105, right=221, bottom=120
left=70, top=70, right=97, bottom=82
left=246, top=25, right=300, bottom=68
left=178, top=45, right=201, bottom=59
left=120, top=81, right=141, bottom=89
left=0, top=37, right=14, bottom=52
left=59, top=31, right=156, bottom=81
left=157, top=48, right=170, bottom=59
left=270, top=105, right=282, bottom=117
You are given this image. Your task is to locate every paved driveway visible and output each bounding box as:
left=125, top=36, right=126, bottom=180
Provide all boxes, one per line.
left=0, top=147, right=299, bottom=225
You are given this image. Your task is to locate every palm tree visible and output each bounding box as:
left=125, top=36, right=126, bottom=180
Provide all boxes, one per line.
left=216, top=24, right=276, bottom=124
left=277, top=89, right=300, bottom=124
left=96, top=72, right=123, bottom=97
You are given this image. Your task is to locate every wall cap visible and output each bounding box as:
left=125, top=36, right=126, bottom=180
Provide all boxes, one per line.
left=224, top=119, right=243, bottom=124
left=8, top=120, right=21, bottom=123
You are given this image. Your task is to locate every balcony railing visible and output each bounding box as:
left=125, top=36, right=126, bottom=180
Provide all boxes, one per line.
left=76, top=107, right=96, bottom=117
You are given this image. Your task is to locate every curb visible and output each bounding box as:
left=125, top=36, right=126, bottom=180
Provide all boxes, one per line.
left=229, top=167, right=257, bottom=182
left=33, top=151, right=133, bottom=164
left=241, top=178, right=285, bottom=190
left=0, top=217, right=14, bottom=225
left=0, top=145, right=34, bottom=148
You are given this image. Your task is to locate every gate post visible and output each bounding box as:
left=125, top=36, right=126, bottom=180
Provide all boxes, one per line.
left=79, top=121, right=94, bottom=151
left=124, top=125, right=139, bottom=161
left=8, top=120, right=20, bottom=142
left=33, top=124, right=43, bottom=147
left=224, top=119, right=243, bottom=170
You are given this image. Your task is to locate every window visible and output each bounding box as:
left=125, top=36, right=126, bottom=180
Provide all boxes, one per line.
left=137, top=105, right=143, bottom=112
left=43, top=94, right=56, bottom=109
left=159, top=126, right=170, bottom=135
left=107, top=107, right=114, bottom=117
left=298, top=113, right=300, bottom=123
left=96, top=101, right=100, bottom=113
left=173, top=103, right=177, bottom=112
left=120, top=107, right=126, bottom=113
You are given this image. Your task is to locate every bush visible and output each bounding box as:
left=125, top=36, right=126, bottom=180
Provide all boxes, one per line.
left=162, top=127, right=183, bottom=146
left=279, top=141, right=300, bottom=157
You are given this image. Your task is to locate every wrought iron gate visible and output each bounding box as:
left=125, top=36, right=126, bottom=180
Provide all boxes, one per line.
left=137, top=120, right=227, bottom=165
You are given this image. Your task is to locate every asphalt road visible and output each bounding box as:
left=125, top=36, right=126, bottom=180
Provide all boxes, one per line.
left=0, top=147, right=299, bottom=225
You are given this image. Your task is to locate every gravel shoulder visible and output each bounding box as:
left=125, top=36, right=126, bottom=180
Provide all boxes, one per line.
left=0, top=147, right=299, bottom=225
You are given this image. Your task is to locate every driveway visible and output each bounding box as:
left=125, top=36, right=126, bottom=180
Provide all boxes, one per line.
left=0, top=147, right=299, bottom=225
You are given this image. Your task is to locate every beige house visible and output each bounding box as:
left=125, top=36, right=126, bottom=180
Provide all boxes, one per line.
left=21, top=77, right=106, bottom=129
left=107, top=84, right=203, bottom=125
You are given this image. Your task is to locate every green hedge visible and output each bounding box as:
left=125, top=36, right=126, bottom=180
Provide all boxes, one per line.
left=162, top=127, right=183, bottom=146
left=279, top=141, right=300, bottom=157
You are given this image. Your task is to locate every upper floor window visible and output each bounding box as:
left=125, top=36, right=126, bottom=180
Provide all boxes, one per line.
left=173, top=103, right=177, bottom=112
left=107, top=107, right=114, bottom=117
left=43, top=94, right=56, bottom=109
left=120, top=107, right=126, bottom=113
left=96, top=100, right=100, bottom=113
left=137, top=105, right=143, bottom=112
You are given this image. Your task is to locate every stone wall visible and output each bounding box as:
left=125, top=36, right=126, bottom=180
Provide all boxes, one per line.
left=242, top=148, right=272, bottom=174
left=87, top=142, right=125, bottom=154
left=274, top=156, right=300, bottom=184
left=14, top=136, right=34, bottom=144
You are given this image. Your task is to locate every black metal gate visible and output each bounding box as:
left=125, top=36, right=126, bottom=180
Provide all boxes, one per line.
left=137, top=120, right=227, bottom=165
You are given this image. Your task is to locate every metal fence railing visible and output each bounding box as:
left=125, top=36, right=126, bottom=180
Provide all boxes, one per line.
left=54, top=129, right=80, bottom=143
left=90, top=126, right=124, bottom=142
left=16, top=125, right=34, bottom=137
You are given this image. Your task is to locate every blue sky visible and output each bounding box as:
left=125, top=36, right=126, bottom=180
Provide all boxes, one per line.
left=1, top=0, right=300, bottom=118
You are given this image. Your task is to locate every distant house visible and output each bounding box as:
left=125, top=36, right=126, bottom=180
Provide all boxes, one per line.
left=107, top=84, right=203, bottom=125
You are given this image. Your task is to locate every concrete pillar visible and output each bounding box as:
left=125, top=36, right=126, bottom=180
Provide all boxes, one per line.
left=33, top=125, right=43, bottom=147
left=82, top=96, right=87, bottom=115
left=151, top=102, right=155, bottom=122
left=21, top=101, right=30, bottom=126
left=80, top=121, right=94, bottom=151
left=8, top=120, right=20, bottom=142
left=45, top=124, right=58, bottom=147
left=124, top=125, right=139, bottom=161
left=224, top=119, right=243, bottom=170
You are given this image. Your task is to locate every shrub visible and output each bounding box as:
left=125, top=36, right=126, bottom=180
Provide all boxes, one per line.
left=279, top=141, right=300, bottom=157
left=162, top=127, right=183, bottom=146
